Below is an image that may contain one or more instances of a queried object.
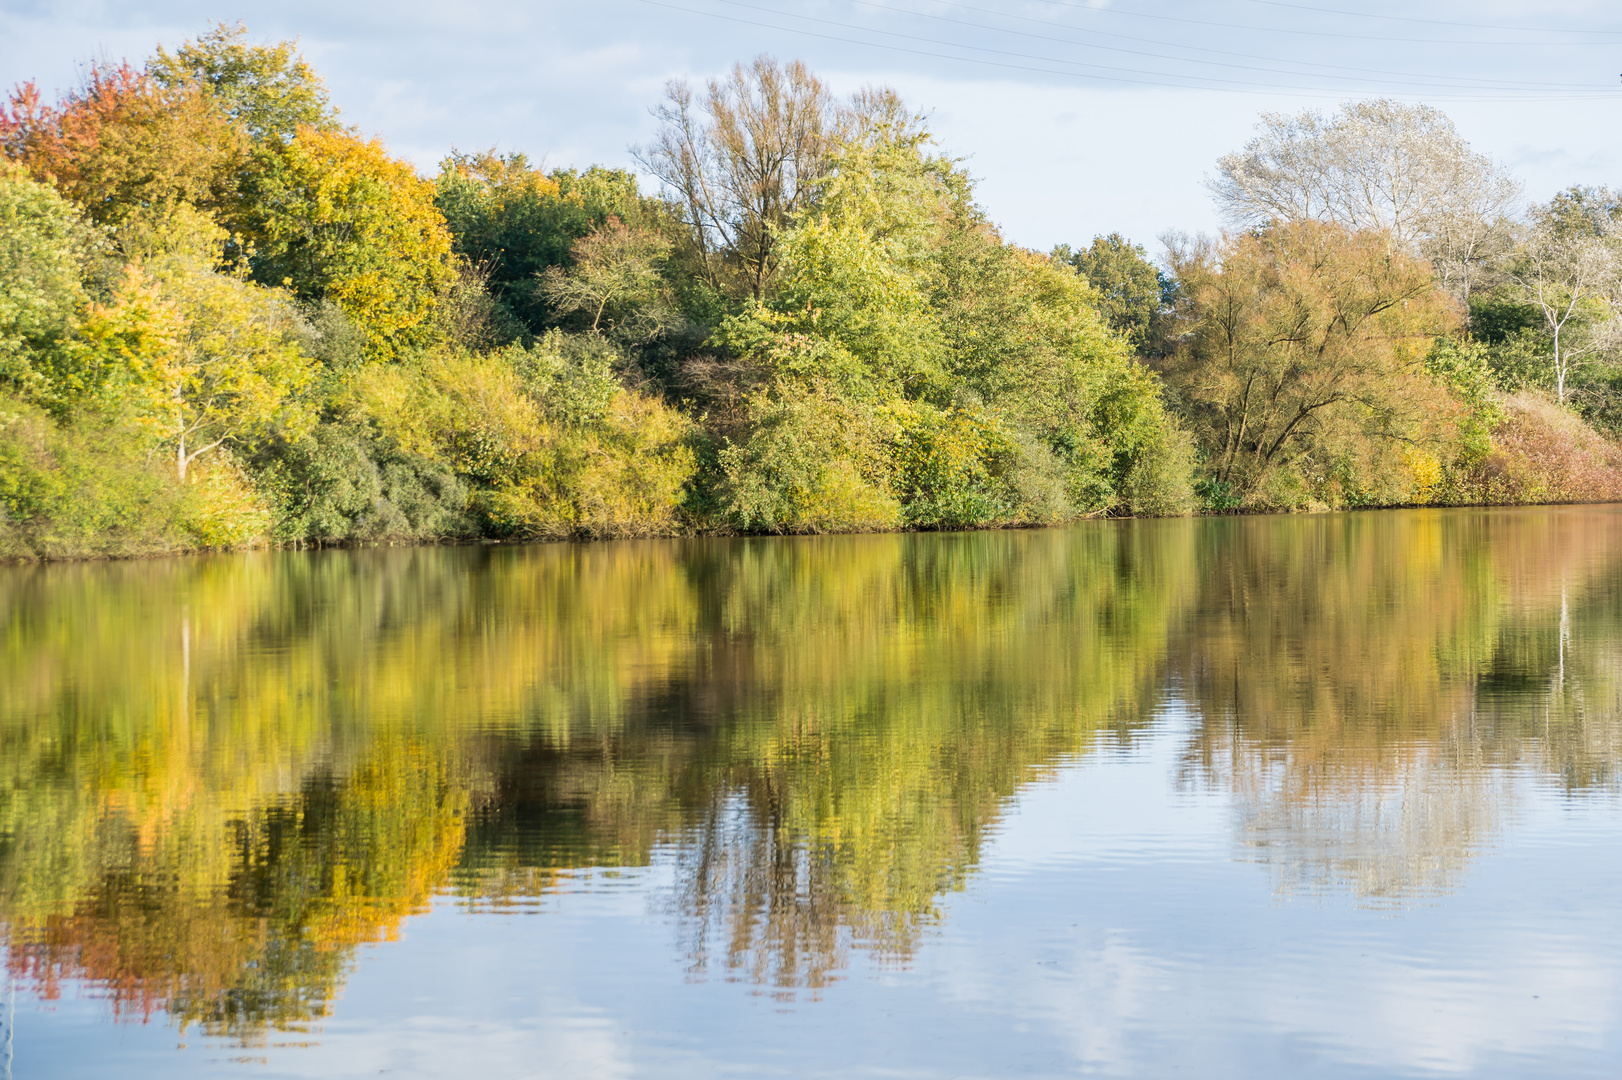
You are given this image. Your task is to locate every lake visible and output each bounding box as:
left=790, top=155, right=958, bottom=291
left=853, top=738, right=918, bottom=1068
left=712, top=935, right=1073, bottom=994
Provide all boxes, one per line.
left=2, top=506, right=1620, bottom=1078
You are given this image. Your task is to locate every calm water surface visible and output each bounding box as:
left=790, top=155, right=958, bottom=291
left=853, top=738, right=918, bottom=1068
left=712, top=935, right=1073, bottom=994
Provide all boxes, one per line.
left=2, top=507, right=1621, bottom=1078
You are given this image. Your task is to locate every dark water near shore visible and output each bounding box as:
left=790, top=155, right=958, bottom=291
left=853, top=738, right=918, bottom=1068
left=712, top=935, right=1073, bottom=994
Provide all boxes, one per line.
left=2, top=507, right=1621, bottom=1078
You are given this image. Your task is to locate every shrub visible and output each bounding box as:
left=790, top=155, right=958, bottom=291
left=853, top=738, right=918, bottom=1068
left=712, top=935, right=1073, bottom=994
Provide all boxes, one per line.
left=254, top=422, right=473, bottom=543
left=177, top=452, right=271, bottom=548
left=1456, top=391, right=1622, bottom=505
left=890, top=403, right=1021, bottom=529
left=719, top=390, right=901, bottom=534
left=489, top=390, right=697, bottom=539
left=0, top=397, right=186, bottom=559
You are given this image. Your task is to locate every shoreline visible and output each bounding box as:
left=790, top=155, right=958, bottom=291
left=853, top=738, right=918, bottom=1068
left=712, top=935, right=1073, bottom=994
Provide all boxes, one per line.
left=6, top=498, right=1616, bottom=567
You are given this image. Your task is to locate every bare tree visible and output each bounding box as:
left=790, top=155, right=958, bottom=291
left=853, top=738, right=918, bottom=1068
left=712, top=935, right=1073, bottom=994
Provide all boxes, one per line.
left=1508, top=209, right=1620, bottom=403
left=1210, top=100, right=1522, bottom=302
left=635, top=56, right=841, bottom=301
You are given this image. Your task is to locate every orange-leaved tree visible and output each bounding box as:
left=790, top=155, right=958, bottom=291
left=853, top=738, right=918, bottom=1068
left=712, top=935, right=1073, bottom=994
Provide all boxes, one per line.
left=0, top=62, right=239, bottom=234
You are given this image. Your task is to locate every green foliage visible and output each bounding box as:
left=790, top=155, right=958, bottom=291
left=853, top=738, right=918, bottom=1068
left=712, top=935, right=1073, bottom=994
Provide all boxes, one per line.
left=0, top=164, right=98, bottom=396
left=346, top=337, right=695, bottom=539
left=889, top=403, right=1021, bottom=528
left=1468, top=290, right=1549, bottom=390
left=1424, top=337, right=1502, bottom=465
left=150, top=22, right=338, bottom=143
left=0, top=395, right=268, bottom=558
left=256, top=421, right=473, bottom=543
left=139, top=249, right=316, bottom=479
left=434, top=153, right=658, bottom=334
left=1055, top=233, right=1175, bottom=354
left=709, top=112, right=1193, bottom=529
left=719, top=389, right=900, bottom=533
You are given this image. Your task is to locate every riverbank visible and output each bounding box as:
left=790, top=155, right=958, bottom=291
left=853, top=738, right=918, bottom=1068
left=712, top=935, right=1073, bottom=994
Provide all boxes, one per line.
left=9, top=34, right=1622, bottom=567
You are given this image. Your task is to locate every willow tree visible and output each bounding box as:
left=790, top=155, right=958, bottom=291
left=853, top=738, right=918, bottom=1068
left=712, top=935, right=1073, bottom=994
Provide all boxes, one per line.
left=1166, top=220, right=1461, bottom=508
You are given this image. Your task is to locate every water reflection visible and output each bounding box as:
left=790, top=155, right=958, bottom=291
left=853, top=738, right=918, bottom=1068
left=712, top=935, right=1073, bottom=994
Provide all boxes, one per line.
left=1174, top=510, right=1622, bottom=902
left=1, top=507, right=1619, bottom=1040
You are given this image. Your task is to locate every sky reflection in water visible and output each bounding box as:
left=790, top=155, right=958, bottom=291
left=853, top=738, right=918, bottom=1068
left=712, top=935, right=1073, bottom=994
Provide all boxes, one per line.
left=2, top=506, right=1620, bottom=1078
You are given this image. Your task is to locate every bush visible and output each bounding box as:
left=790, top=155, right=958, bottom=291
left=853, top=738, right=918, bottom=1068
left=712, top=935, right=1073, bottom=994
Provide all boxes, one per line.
left=255, top=422, right=474, bottom=543
left=890, top=403, right=1021, bottom=529
left=1119, top=422, right=1197, bottom=517
left=1455, top=391, right=1622, bottom=505
left=489, top=390, right=697, bottom=539
left=0, top=398, right=187, bottom=559
left=719, top=390, right=901, bottom=534
left=177, top=453, right=271, bottom=548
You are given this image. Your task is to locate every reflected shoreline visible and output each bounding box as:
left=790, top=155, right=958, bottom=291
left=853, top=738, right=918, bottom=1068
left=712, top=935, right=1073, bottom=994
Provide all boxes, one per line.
left=3, top=505, right=1620, bottom=1039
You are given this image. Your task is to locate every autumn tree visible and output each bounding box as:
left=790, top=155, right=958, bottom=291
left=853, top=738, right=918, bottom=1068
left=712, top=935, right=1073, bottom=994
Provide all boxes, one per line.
left=637, top=56, right=843, bottom=301
left=434, top=152, right=653, bottom=333
left=1210, top=100, right=1521, bottom=302
left=0, top=61, right=239, bottom=237
left=1165, top=220, right=1461, bottom=508
left=149, top=22, right=338, bottom=143
left=537, top=217, right=677, bottom=343
left=241, top=128, right=453, bottom=358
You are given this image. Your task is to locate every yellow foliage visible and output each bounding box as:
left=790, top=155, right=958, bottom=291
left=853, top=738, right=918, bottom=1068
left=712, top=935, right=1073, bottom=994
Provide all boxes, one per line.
left=1399, top=443, right=1444, bottom=505
left=251, top=127, right=454, bottom=358
left=490, top=389, right=697, bottom=539
left=351, top=350, right=695, bottom=538
left=178, top=452, right=271, bottom=548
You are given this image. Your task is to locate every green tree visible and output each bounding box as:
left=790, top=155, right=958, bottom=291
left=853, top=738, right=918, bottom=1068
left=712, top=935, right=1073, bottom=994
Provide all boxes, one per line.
left=149, top=22, right=338, bottom=144
left=537, top=217, right=677, bottom=343
left=434, top=153, right=655, bottom=334
left=1054, top=233, right=1174, bottom=354
left=140, top=254, right=315, bottom=480
left=0, top=164, right=98, bottom=396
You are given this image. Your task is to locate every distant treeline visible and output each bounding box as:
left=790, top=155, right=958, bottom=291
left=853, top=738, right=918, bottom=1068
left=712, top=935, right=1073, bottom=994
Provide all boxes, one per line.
left=3, top=26, right=1621, bottom=559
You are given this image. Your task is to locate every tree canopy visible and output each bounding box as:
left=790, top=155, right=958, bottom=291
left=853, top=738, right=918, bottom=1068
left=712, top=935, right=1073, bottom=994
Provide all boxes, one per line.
left=3, top=30, right=1622, bottom=560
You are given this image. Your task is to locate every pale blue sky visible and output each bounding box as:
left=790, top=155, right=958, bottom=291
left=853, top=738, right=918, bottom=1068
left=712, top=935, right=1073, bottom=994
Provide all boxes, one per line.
left=2, top=1, right=1619, bottom=254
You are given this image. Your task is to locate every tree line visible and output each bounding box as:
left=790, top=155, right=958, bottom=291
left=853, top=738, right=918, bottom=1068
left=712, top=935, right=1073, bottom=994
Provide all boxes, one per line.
left=3, top=26, right=1620, bottom=558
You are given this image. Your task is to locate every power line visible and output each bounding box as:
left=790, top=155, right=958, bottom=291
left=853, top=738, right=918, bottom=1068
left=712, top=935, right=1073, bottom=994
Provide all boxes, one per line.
left=1025, top=0, right=1622, bottom=47
left=862, top=0, right=1606, bottom=92
left=921, top=0, right=1615, bottom=84
left=642, top=0, right=1618, bottom=100
left=1242, top=0, right=1622, bottom=36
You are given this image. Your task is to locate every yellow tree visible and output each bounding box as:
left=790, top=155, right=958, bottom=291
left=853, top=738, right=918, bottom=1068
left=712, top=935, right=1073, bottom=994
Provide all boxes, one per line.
left=243, top=127, right=453, bottom=358
left=122, top=236, right=315, bottom=480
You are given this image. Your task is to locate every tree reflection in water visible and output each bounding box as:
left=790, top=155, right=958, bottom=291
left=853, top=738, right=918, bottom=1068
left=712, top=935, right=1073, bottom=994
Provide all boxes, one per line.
left=0, top=507, right=1618, bottom=1037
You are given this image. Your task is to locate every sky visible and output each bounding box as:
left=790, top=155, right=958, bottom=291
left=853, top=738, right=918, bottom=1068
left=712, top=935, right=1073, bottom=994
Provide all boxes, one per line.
left=2, top=0, right=1620, bottom=255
